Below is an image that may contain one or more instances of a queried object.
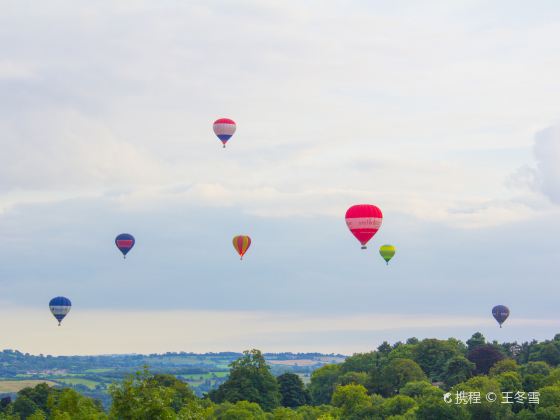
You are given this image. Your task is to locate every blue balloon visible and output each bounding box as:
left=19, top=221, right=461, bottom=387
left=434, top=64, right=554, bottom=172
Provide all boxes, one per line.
left=49, top=296, right=72, bottom=326
left=492, top=305, right=510, bottom=328
left=115, top=233, right=135, bottom=258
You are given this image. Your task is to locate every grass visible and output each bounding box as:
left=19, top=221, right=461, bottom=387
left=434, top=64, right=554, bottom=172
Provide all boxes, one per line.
left=0, top=380, right=57, bottom=393
left=84, top=368, right=113, bottom=373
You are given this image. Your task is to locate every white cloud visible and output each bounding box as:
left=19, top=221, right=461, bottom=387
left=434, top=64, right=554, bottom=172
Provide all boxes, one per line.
left=508, top=124, right=560, bottom=205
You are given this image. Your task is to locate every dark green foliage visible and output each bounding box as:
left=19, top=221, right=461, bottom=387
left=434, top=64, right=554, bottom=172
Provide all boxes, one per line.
left=443, top=356, right=475, bottom=387
left=371, top=358, right=427, bottom=396
left=307, top=364, right=341, bottom=405
left=339, top=352, right=377, bottom=373
left=413, top=339, right=462, bottom=381
left=466, top=332, right=486, bottom=352
left=415, top=396, right=469, bottom=420
left=207, top=349, right=280, bottom=411
left=277, top=373, right=308, bottom=408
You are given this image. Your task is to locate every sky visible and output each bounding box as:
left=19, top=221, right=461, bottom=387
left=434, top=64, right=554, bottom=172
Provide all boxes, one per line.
left=1, top=0, right=560, bottom=355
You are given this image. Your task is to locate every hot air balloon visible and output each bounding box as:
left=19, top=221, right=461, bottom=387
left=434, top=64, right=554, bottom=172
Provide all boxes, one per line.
left=115, top=233, right=135, bottom=259
left=492, top=305, right=510, bottom=328
left=345, top=204, right=383, bottom=249
left=233, top=235, right=251, bottom=260
left=379, top=244, right=396, bottom=265
left=49, top=296, right=71, bottom=326
left=213, top=118, right=236, bottom=148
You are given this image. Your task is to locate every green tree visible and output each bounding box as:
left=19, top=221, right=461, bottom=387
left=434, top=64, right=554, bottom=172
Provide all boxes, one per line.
left=521, top=362, right=551, bottom=377
left=489, top=359, right=519, bottom=376
left=381, top=395, right=417, bottom=417
left=340, top=352, right=377, bottom=373
left=413, top=339, right=461, bottom=381
left=537, top=385, right=560, bottom=408
left=400, top=381, right=442, bottom=399
left=48, top=388, right=106, bottom=420
left=11, top=396, right=39, bottom=419
left=109, top=368, right=177, bottom=420
left=373, top=358, right=427, bottom=396
left=443, top=356, right=475, bottom=388
left=269, top=407, right=302, bottom=419
left=538, top=344, right=560, bottom=366
left=208, top=349, right=280, bottom=411
left=466, top=332, right=486, bottom=351
left=152, top=374, right=197, bottom=412
left=277, top=373, right=308, bottom=408
left=451, top=376, right=512, bottom=419
left=337, top=371, right=368, bottom=387
left=495, top=371, right=522, bottom=393
left=415, top=396, right=469, bottom=420
left=331, top=384, right=371, bottom=419
left=308, top=364, right=341, bottom=405
left=209, top=401, right=267, bottom=420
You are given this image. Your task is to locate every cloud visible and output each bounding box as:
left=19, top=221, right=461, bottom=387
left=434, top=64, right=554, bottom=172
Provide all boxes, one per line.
left=534, top=125, right=560, bottom=203
left=508, top=124, right=560, bottom=205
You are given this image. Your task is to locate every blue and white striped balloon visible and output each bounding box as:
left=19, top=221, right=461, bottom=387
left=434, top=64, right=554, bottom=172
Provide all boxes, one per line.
left=49, top=296, right=72, bottom=326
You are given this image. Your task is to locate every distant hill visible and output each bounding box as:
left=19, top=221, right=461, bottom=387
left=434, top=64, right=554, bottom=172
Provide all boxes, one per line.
left=0, top=349, right=347, bottom=406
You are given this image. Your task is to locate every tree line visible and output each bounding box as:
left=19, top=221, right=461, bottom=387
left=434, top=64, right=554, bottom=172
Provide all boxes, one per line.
left=3, top=332, right=560, bottom=418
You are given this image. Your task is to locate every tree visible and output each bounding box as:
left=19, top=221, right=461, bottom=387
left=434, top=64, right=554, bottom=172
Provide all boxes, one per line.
left=331, top=384, right=371, bottom=419
left=466, top=332, right=486, bottom=352
left=209, top=401, right=267, bottom=420
left=522, top=361, right=552, bottom=377
left=381, top=395, right=416, bottom=418
left=539, top=344, right=560, bottom=366
left=443, top=356, right=475, bottom=387
left=489, top=359, right=518, bottom=376
left=399, top=381, right=442, bottom=399
left=538, top=385, right=560, bottom=408
left=413, top=339, right=461, bottom=381
left=152, top=374, right=197, bottom=412
left=308, top=364, right=341, bottom=405
left=109, top=368, right=177, bottom=419
left=467, top=344, right=505, bottom=374
left=11, top=396, right=39, bottom=420
left=48, top=388, right=106, bottom=420
left=378, top=342, right=393, bottom=355
left=415, top=396, right=469, bottom=420
left=495, top=371, right=522, bottom=394
left=277, top=373, right=308, bottom=408
left=451, top=376, right=512, bottom=419
left=372, top=358, right=427, bottom=396
left=339, top=352, right=377, bottom=373
left=337, top=371, right=369, bottom=387
left=208, top=349, right=280, bottom=411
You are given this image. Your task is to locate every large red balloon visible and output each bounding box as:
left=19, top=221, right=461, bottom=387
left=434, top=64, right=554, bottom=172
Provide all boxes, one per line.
left=345, top=204, right=383, bottom=249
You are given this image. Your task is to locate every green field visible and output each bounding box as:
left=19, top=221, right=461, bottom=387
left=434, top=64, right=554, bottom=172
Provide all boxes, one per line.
left=84, top=368, right=113, bottom=373
left=55, top=378, right=99, bottom=389
left=0, top=380, right=57, bottom=393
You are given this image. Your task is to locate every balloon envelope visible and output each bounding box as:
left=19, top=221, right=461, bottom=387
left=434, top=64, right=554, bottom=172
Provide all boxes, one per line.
left=213, top=118, right=236, bottom=148
left=492, top=305, right=510, bottom=327
left=115, top=233, right=135, bottom=258
left=233, top=235, right=251, bottom=259
left=379, top=244, right=396, bottom=264
left=345, top=204, right=383, bottom=249
left=49, top=296, right=71, bottom=326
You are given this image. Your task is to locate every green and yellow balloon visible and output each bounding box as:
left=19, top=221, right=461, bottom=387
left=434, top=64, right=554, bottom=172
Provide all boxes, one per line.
left=379, top=244, right=396, bottom=265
